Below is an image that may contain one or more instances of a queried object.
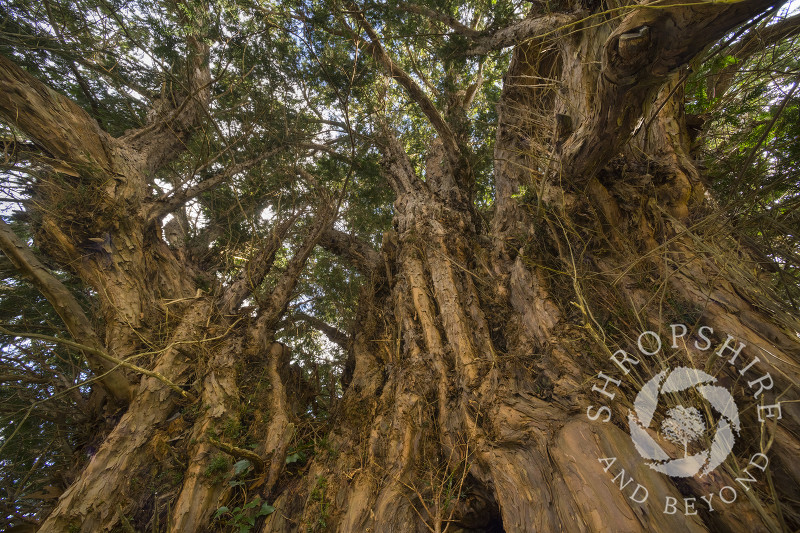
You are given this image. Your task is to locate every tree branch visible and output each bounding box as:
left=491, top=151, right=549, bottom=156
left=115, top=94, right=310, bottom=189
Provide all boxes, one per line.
left=208, top=436, right=266, bottom=471
left=395, top=5, right=577, bottom=57
left=397, top=2, right=481, bottom=38
left=256, top=205, right=336, bottom=333
left=119, top=3, right=212, bottom=175
left=218, top=214, right=299, bottom=314
left=294, top=311, right=350, bottom=349
left=711, top=12, right=800, bottom=100
left=148, top=148, right=282, bottom=222
left=377, top=125, right=429, bottom=196
left=319, top=227, right=382, bottom=276
left=0, top=325, right=193, bottom=402
left=351, top=7, right=463, bottom=170
left=0, top=219, right=132, bottom=402
left=559, top=0, right=778, bottom=185
left=466, top=13, right=577, bottom=56
left=0, top=53, right=116, bottom=176
left=1, top=138, right=41, bottom=161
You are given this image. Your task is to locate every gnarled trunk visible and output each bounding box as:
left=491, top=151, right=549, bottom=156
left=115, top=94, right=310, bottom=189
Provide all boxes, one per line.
left=2, top=0, right=799, bottom=531
left=257, top=4, right=800, bottom=532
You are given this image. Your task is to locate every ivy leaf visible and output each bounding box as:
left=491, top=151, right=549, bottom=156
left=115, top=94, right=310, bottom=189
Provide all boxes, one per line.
left=259, top=503, right=276, bottom=517
left=233, top=459, right=251, bottom=475
left=285, top=452, right=304, bottom=464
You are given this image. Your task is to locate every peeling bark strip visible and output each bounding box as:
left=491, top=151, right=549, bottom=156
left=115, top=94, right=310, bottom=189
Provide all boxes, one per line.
left=37, top=300, right=213, bottom=532
left=170, top=332, right=242, bottom=532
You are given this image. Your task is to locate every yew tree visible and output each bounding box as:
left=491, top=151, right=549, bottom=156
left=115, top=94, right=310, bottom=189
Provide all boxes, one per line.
left=1, top=0, right=799, bottom=531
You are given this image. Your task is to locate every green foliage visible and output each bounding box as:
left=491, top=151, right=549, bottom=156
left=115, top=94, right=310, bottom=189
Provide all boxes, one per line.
left=686, top=8, right=800, bottom=307
left=204, top=455, right=231, bottom=482
left=307, top=476, right=330, bottom=532
left=1, top=0, right=800, bottom=529
left=0, top=224, right=95, bottom=526
left=222, top=418, right=243, bottom=440
left=285, top=451, right=305, bottom=464
left=214, top=496, right=275, bottom=533
left=233, top=459, right=251, bottom=476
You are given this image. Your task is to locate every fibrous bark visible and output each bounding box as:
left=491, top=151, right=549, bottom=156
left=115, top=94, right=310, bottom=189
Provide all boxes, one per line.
left=2, top=0, right=800, bottom=531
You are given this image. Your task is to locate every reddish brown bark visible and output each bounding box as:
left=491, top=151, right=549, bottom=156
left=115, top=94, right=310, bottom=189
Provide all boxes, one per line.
left=1, top=0, right=799, bottom=531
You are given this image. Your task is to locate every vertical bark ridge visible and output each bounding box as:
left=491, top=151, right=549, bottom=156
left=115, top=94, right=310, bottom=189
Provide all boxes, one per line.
left=38, top=300, right=213, bottom=532
left=169, top=332, right=245, bottom=531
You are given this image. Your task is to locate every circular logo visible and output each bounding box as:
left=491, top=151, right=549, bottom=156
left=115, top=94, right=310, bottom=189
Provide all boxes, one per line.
left=628, top=367, right=741, bottom=477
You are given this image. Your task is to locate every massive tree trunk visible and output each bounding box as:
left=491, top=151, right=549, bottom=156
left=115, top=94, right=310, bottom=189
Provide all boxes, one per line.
left=2, top=0, right=799, bottom=532
left=261, top=2, right=800, bottom=532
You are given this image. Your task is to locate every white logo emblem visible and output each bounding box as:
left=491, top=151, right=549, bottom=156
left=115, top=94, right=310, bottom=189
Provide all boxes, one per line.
left=628, top=367, right=740, bottom=477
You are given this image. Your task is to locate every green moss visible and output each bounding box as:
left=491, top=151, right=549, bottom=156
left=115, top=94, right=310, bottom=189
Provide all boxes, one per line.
left=222, top=417, right=242, bottom=440
left=204, top=454, right=230, bottom=482
left=307, top=476, right=330, bottom=532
